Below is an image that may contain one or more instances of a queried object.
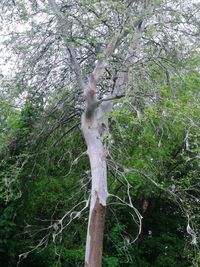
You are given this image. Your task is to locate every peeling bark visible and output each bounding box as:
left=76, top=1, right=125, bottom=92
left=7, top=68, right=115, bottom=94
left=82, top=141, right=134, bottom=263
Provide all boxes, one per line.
left=85, top=197, right=106, bottom=267
left=82, top=99, right=109, bottom=267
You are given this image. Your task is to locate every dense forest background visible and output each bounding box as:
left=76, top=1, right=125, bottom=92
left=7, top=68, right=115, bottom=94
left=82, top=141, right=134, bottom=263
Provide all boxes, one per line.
left=0, top=1, right=200, bottom=267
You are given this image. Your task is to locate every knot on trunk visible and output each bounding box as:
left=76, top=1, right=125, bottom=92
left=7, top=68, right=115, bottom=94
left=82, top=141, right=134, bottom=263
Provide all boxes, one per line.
left=85, top=90, right=99, bottom=120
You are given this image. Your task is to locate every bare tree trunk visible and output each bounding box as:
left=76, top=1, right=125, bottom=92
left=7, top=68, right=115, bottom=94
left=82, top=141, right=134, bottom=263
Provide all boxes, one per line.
left=82, top=99, right=109, bottom=267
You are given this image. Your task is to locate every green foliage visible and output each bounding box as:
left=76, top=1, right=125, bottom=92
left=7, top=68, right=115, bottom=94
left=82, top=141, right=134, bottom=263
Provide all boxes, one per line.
left=107, top=70, right=200, bottom=266
left=0, top=205, right=17, bottom=267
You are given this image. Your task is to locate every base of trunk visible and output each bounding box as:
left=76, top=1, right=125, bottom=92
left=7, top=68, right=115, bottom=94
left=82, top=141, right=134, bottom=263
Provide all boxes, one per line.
left=85, top=197, right=106, bottom=267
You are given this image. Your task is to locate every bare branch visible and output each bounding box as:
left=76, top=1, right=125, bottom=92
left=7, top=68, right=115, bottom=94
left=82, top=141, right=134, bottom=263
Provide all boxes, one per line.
left=47, top=0, right=86, bottom=90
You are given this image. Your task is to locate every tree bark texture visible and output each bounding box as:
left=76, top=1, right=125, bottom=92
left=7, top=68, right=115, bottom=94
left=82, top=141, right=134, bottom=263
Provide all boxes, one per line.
left=82, top=89, right=109, bottom=267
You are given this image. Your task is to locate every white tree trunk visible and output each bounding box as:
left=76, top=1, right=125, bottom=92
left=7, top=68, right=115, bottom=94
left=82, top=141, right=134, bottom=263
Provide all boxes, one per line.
left=82, top=104, right=109, bottom=267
